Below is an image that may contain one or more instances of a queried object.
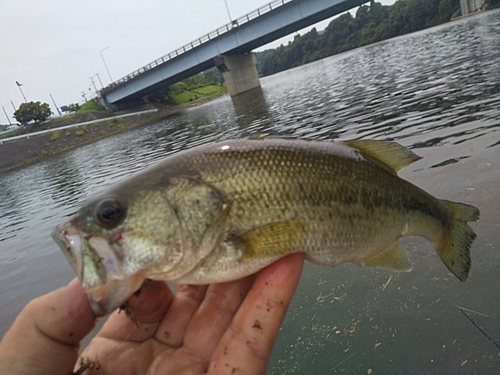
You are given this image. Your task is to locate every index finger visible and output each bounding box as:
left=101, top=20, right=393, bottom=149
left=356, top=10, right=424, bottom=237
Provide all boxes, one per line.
left=208, top=253, right=304, bottom=375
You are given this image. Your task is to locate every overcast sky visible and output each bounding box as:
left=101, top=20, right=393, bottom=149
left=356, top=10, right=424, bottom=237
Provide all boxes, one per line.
left=0, top=0, right=395, bottom=124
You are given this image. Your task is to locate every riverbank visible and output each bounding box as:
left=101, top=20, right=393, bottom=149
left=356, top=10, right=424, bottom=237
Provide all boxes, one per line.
left=0, top=95, right=221, bottom=173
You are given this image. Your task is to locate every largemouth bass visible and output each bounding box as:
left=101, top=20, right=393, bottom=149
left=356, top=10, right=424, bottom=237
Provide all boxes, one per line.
left=52, top=138, right=479, bottom=316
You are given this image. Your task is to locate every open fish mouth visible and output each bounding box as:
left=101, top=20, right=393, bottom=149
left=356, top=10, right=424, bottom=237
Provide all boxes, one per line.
left=52, top=221, right=84, bottom=280
left=52, top=220, right=147, bottom=316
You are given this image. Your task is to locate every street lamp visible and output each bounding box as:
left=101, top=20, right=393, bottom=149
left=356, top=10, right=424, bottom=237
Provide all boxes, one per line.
left=223, top=0, right=232, bottom=23
left=16, top=81, right=27, bottom=103
left=100, top=47, right=113, bottom=83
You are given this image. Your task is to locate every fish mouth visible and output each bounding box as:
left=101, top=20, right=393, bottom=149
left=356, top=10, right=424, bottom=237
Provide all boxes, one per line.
left=52, top=221, right=84, bottom=280
left=52, top=221, right=146, bottom=317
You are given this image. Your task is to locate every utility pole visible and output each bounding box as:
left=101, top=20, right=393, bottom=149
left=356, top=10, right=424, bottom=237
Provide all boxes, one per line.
left=95, top=73, right=104, bottom=89
left=89, top=76, right=98, bottom=94
left=100, top=47, right=113, bottom=83
left=11, top=100, right=16, bottom=111
left=50, top=94, right=62, bottom=116
left=82, top=91, right=88, bottom=102
left=16, top=81, right=28, bottom=103
left=2, top=106, right=12, bottom=125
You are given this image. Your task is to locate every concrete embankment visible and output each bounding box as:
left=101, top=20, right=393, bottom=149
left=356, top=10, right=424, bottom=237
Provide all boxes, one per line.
left=0, top=98, right=215, bottom=173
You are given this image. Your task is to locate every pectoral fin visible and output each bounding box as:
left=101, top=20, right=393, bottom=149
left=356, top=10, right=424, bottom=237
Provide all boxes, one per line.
left=239, top=221, right=306, bottom=261
left=354, top=241, right=413, bottom=272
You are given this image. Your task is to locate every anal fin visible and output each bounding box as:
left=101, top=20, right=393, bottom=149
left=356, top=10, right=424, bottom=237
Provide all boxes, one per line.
left=354, top=241, right=413, bottom=273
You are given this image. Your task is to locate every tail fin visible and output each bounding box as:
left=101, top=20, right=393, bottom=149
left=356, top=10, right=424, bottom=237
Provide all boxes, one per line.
left=436, top=200, right=480, bottom=281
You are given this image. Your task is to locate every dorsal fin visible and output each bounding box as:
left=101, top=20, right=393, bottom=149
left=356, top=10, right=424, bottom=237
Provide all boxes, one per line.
left=343, top=140, right=422, bottom=174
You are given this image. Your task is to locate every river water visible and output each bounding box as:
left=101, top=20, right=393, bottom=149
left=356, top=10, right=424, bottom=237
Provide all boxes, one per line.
left=1, top=9, right=500, bottom=374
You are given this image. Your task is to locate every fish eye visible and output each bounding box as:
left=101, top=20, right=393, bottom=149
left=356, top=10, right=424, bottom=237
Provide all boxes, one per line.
left=94, top=198, right=126, bottom=229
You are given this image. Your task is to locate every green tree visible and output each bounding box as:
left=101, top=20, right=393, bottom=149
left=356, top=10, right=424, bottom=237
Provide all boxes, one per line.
left=202, top=68, right=224, bottom=85
left=183, top=73, right=211, bottom=89
left=14, top=101, right=52, bottom=125
left=66, top=103, right=80, bottom=113
left=147, top=87, right=174, bottom=104
left=256, top=0, right=461, bottom=77
left=171, top=82, right=188, bottom=94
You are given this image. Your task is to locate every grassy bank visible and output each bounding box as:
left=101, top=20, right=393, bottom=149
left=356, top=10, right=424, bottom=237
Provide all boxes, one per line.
left=48, top=100, right=107, bottom=125
left=169, top=84, right=226, bottom=105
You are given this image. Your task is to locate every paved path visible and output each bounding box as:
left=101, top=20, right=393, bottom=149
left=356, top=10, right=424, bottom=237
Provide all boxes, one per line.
left=0, top=109, right=158, bottom=144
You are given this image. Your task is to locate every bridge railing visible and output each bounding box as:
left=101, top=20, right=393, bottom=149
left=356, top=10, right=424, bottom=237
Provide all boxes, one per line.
left=102, top=0, right=291, bottom=93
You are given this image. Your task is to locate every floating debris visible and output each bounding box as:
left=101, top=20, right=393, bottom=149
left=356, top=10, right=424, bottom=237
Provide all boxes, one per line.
left=457, top=307, right=500, bottom=349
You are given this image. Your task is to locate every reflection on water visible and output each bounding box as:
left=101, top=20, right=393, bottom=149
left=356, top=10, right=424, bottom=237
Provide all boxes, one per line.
left=232, top=87, right=273, bottom=132
left=1, top=9, right=500, bottom=374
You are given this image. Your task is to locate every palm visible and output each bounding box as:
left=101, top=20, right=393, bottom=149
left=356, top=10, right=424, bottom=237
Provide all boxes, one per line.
left=80, top=253, right=304, bottom=375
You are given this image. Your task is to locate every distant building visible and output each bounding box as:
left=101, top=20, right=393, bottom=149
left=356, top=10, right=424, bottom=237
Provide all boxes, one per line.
left=460, top=0, right=486, bottom=15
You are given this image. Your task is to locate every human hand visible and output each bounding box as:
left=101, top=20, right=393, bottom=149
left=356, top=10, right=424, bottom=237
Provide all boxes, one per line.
left=0, top=278, right=96, bottom=374
left=0, top=253, right=304, bottom=375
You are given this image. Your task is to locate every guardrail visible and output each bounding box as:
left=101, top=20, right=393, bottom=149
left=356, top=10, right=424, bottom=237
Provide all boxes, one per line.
left=101, top=0, right=291, bottom=93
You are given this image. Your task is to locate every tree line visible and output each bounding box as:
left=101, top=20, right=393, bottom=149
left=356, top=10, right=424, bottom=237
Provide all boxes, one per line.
left=257, top=0, right=493, bottom=77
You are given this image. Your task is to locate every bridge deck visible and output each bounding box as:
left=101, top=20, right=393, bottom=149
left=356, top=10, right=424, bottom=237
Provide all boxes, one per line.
left=102, top=0, right=369, bottom=107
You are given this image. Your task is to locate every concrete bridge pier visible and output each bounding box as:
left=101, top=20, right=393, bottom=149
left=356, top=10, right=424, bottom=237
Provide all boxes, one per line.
left=214, top=53, right=261, bottom=97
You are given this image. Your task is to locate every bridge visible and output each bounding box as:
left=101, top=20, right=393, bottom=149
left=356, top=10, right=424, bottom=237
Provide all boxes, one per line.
left=99, top=0, right=369, bottom=110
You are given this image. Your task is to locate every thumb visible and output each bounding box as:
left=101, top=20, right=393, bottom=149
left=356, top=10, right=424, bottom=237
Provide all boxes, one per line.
left=0, top=279, right=96, bottom=375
